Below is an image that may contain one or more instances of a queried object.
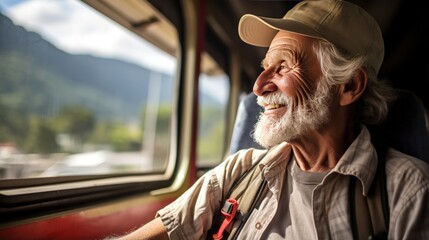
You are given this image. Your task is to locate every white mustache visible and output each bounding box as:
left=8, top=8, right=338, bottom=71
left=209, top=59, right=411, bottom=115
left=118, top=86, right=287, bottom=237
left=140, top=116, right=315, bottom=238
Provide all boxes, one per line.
left=256, top=93, right=291, bottom=107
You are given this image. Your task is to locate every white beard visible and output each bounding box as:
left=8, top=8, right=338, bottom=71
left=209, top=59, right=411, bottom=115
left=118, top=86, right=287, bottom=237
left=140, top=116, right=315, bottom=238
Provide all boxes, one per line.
left=252, top=80, right=333, bottom=148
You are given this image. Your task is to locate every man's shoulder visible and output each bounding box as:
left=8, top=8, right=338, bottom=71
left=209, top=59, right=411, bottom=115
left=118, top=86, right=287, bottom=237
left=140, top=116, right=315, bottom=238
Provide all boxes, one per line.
left=385, top=148, right=429, bottom=180
left=225, top=147, right=268, bottom=167
left=221, top=142, right=291, bottom=176
left=227, top=142, right=289, bottom=164
left=385, top=148, right=429, bottom=203
left=384, top=148, right=429, bottom=231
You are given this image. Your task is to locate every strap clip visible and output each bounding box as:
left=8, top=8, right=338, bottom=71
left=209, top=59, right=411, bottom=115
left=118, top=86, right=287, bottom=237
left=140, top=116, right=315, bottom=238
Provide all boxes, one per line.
left=212, top=199, right=238, bottom=240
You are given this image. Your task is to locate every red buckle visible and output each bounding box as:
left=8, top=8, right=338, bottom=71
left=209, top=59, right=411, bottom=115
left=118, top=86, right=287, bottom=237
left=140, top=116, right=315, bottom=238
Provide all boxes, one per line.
left=212, top=199, right=238, bottom=240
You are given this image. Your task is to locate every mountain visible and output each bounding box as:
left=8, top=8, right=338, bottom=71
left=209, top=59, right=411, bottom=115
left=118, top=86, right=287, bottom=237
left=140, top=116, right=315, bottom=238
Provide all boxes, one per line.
left=0, top=12, right=175, bottom=122
left=0, top=11, right=226, bottom=155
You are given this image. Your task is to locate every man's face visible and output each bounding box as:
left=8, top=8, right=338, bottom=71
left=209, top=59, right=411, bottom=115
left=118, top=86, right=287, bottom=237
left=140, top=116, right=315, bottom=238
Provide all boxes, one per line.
left=252, top=31, right=334, bottom=148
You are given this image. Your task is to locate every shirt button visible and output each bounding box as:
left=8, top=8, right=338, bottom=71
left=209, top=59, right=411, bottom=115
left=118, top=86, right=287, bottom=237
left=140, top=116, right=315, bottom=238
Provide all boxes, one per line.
left=255, top=222, right=262, bottom=230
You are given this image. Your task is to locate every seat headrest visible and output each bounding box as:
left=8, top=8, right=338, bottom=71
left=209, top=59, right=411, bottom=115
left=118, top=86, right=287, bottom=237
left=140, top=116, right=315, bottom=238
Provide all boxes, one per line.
left=368, top=89, right=429, bottom=162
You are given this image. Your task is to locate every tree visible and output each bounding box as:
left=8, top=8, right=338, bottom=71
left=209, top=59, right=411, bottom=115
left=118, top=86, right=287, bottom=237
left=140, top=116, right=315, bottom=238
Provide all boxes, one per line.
left=0, top=101, right=28, bottom=145
left=55, top=105, right=95, bottom=151
left=90, top=121, right=142, bottom=152
left=25, top=116, right=59, bottom=154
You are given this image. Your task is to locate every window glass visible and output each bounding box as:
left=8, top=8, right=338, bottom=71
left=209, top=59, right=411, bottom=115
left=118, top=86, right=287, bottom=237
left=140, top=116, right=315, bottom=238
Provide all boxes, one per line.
left=197, top=71, right=230, bottom=167
left=0, top=0, right=177, bottom=179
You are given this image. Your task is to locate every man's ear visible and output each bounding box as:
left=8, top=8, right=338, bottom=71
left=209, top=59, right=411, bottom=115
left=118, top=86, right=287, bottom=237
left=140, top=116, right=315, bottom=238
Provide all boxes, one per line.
left=339, top=68, right=368, bottom=106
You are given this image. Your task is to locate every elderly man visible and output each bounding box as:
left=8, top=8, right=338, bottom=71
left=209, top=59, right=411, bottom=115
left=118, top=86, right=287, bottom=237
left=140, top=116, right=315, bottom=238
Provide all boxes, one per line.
left=119, top=0, right=429, bottom=239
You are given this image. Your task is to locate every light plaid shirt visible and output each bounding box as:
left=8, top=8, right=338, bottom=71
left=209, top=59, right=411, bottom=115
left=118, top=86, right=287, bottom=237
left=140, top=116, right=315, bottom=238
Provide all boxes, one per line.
left=157, top=126, right=429, bottom=239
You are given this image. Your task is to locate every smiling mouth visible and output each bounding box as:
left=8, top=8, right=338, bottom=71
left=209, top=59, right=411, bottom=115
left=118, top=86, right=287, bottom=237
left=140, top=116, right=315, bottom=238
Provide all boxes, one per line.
left=265, top=104, right=285, bottom=110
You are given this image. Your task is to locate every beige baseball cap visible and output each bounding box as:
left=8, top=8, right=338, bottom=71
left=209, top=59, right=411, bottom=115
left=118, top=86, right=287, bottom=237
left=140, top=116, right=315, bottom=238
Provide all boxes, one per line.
left=238, top=0, right=384, bottom=74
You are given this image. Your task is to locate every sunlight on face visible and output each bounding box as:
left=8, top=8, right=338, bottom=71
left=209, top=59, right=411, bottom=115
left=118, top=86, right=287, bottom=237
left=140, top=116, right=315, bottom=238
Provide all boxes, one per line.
left=252, top=78, right=333, bottom=148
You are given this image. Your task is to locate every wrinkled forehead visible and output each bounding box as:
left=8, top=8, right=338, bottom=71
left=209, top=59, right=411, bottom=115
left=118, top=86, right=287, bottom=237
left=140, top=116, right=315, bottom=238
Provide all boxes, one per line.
left=267, top=31, right=319, bottom=54
left=263, top=31, right=320, bottom=64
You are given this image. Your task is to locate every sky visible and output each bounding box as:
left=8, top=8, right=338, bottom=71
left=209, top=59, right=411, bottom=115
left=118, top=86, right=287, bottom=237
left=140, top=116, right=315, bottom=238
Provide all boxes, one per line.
left=0, top=0, right=229, bottom=103
left=0, top=0, right=175, bottom=74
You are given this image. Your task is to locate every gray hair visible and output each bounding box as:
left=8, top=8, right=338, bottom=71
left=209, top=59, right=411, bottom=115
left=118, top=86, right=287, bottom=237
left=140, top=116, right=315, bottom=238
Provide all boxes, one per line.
left=314, top=40, right=396, bottom=125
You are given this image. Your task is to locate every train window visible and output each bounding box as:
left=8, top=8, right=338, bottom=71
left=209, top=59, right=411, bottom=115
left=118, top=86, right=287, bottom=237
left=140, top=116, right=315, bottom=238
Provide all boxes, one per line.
left=197, top=53, right=230, bottom=168
left=0, top=0, right=177, bottom=179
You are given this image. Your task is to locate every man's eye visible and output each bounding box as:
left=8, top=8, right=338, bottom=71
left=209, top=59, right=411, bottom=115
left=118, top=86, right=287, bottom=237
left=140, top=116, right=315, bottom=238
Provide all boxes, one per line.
left=280, top=65, right=290, bottom=71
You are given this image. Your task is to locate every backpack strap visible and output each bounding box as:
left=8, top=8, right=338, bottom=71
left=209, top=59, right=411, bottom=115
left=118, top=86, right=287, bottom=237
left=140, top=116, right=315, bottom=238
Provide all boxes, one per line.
left=350, top=129, right=390, bottom=240
left=350, top=169, right=388, bottom=240
left=228, top=175, right=267, bottom=239
left=367, top=168, right=389, bottom=238
left=208, top=151, right=269, bottom=240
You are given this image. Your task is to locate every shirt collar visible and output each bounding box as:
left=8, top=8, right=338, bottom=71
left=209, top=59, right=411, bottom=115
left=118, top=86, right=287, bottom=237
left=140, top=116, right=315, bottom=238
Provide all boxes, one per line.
left=252, top=125, right=378, bottom=196
left=331, top=125, right=378, bottom=196
left=256, top=125, right=378, bottom=195
left=258, top=142, right=292, bottom=178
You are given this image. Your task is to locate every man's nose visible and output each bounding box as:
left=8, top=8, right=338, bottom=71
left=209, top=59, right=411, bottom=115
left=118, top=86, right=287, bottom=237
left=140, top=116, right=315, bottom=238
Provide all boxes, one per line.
left=253, top=68, right=278, bottom=96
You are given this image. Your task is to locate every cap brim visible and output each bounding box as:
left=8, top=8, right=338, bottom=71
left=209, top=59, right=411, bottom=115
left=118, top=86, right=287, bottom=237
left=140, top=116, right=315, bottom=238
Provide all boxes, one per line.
left=238, top=14, right=325, bottom=47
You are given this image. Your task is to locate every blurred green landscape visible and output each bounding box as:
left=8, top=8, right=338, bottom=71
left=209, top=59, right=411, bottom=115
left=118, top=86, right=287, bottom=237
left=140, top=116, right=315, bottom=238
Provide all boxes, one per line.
left=0, top=12, right=224, bottom=158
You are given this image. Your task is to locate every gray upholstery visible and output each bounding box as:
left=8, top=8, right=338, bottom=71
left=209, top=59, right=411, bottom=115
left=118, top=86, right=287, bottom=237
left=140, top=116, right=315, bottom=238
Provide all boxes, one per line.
left=229, top=93, right=263, bottom=154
